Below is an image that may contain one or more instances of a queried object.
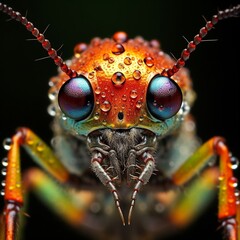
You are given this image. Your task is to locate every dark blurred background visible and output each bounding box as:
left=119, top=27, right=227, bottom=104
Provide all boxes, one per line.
left=0, top=0, right=239, bottom=239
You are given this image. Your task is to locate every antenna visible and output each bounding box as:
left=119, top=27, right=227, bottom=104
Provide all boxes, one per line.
left=161, top=4, right=240, bottom=78
left=0, top=3, right=77, bottom=79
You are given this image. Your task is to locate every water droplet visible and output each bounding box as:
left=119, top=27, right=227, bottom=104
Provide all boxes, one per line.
left=130, top=90, right=138, bottom=99
left=235, top=189, right=240, bottom=197
left=51, top=137, right=58, bottom=147
left=124, top=57, right=132, bottom=65
left=101, top=92, right=106, bottom=98
left=100, top=101, right=111, bottom=112
left=48, top=89, right=57, bottom=100
left=218, top=175, right=224, bottom=181
left=91, top=37, right=101, bottom=47
left=94, top=65, right=103, bottom=72
left=229, top=177, right=238, bottom=188
left=139, top=116, right=144, bottom=121
left=47, top=104, right=56, bottom=116
left=0, top=190, right=5, bottom=196
left=103, top=53, right=110, bottom=61
left=48, top=77, right=58, bottom=87
left=36, top=142, right=44, bottom=152
left=136, top=100, right=143, bottom=109
left=122, top=95, right=127, bottom=101
left=1, top=168, right=7, bottom=176
left=2, top=158, right=8, bottom=167
left=95, top=86, right=101, bottom=95
left=108, top=57, right=115, bottom=64
left=102, top=120, right=107, bottom=125
left=1, top=180, right=6, bottom=187
left=149, top=39, right=160, bottom=49
left=111, top=72, right=126, bottom=87
left=74, top=42, right=88, bottom=55
left=144, top=56, right=154, bottom=67
left=222, top=185, right=227, bottom=191
left=182, top=101, right=190, bottom=115
left=62, top=114, right=67, bottom=120
left=112, top=32, right=128, bottom=43
left=89, top=72, right=95, bottom=79
left=228, top=197, right=235, bottom=204
left=118, top=63, right=125, bottom=70
left=137, top=59, right=143, bottom=65
left=112, top=43, right=125, bottom=55
left=133, top=70, right=141, bottom=80
left=159, top=105, right=164, bottom=111
left=3, top=138, right=12, bottom=151
left=94, top=112, right=100, bottom=120
left=229, top=156, right=239, bottom=169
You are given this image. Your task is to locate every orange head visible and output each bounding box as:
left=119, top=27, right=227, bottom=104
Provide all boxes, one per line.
left=50, top=32, right=195, bottom=136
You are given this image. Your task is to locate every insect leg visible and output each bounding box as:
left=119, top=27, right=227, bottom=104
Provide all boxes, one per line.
left=168, top=167, right=218, bottom=227
left=2, top=127, right=70, bottom=240
left=171, top=137, right=238, bottom=239
left=22, top=168, right=96, bottom=229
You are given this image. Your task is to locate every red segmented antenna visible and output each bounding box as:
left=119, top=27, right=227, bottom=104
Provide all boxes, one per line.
left=161, top=4, right=240, bottom=78
left=0, top=3, right=78, bottom=79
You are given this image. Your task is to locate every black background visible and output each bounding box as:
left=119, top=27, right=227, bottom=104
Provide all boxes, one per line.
left=0, top=0, right=239, bottom=239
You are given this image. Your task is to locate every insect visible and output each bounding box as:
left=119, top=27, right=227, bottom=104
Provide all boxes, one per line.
left=0, top=2, right=240, bottom=240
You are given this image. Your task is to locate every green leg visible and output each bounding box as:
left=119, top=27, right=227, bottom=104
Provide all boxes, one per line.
left=169, top=167, right=219, bottom=227
left=22, top=168, right=95, bottom=227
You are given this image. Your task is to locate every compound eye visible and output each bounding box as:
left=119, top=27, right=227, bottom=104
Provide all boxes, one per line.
left=58, top=75, right=94, bottom=121
left=147, top=74, right=182, bottom=120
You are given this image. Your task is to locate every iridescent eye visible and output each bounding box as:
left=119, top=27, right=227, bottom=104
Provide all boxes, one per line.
left=58, top=75, right=94, bottom=120
left=147, top=74, right=182, bottom=120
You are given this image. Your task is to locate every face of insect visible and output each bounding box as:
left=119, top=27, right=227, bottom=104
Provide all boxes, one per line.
left=51, top=32, right=195, bottom=137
